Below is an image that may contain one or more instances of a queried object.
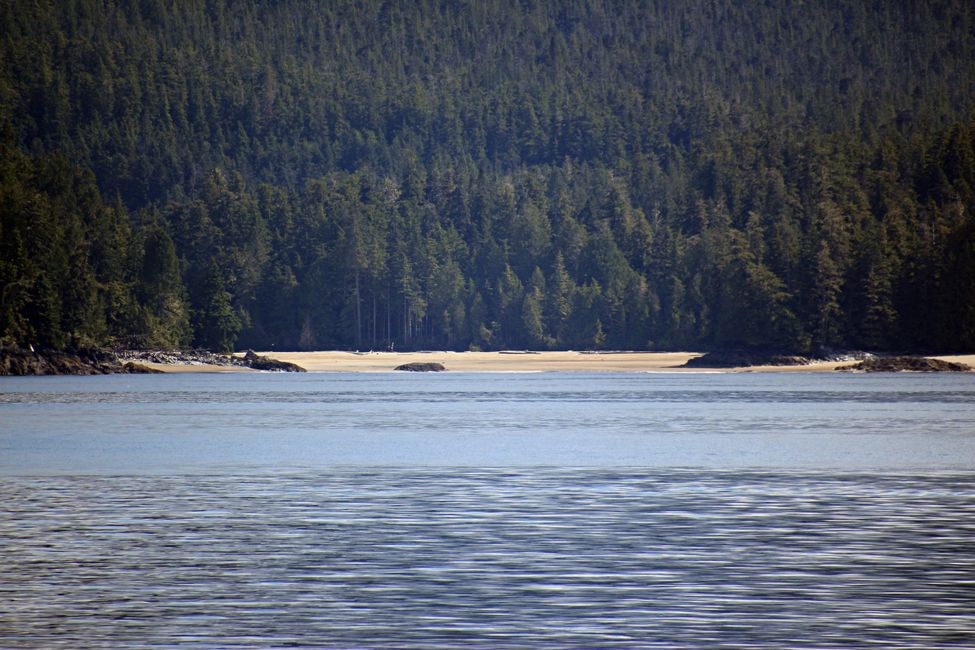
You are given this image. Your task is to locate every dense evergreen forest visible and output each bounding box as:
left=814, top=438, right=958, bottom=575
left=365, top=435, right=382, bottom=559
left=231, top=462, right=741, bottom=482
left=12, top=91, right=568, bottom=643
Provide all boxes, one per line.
left=2, top=0, right=975, bottom=353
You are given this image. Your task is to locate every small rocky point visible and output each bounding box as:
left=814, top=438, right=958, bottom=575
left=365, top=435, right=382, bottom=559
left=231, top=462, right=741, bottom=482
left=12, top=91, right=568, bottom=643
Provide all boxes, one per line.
left=121, top=348, right=305, bottom=372
left=841, top=356, right=971, bottom=372
left=1, top=345, right=305, bottom=375
left=394, top=361, right=446, bottom=372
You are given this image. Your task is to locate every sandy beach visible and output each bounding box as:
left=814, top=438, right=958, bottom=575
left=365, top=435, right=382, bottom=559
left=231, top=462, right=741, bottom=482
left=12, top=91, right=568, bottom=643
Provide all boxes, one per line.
left=134, top=350, right=975, bottom=373
left=256, top=350, right=709, bottom=373
left=132, top=350, right=872, bottom=373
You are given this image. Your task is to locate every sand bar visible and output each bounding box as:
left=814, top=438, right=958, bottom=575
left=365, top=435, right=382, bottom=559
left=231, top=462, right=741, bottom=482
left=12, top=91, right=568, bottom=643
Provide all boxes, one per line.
left=138, top=351, right=975, bottom=373
left=932, top=354, right=975, bottom=366
left=257, top=350, right=705, bottom=373
left=246, top=350, right=863, bottom=373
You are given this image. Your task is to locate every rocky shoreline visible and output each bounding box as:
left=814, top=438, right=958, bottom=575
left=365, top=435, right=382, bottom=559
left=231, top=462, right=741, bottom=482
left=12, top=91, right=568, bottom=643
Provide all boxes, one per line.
left=684, top=348, right=972, bottom=372
left=0, top=345, right=160, bottom=376
left=0, top=346, right=305, bottom=375
left=118, top=348, right=247, bottom=368
left=119, top=349, right=305, bottom=372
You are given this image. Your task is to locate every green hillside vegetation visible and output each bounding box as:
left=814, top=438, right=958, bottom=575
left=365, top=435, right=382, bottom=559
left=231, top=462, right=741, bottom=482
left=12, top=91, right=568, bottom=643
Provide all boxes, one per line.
left=2, top=0, right=975, bottom=353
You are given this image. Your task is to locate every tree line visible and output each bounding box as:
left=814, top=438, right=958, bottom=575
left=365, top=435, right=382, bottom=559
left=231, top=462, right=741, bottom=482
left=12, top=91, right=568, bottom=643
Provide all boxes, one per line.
left=2, top=0, right=974, bottom=353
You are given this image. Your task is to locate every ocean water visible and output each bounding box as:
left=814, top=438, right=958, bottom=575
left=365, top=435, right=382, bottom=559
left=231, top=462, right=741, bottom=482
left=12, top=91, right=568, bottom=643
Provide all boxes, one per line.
left=1, top=372, right=974, bottom=647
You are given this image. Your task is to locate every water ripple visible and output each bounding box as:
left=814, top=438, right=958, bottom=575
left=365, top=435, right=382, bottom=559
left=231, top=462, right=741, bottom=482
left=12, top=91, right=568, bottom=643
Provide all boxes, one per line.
left=3, top=388, right=975, bottom=405
left=2, top=469, right=973, bottom=648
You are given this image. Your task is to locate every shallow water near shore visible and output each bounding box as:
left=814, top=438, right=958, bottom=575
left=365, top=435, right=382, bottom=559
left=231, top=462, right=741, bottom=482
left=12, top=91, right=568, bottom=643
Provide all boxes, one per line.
left=2, top=372, right=974, bottom=647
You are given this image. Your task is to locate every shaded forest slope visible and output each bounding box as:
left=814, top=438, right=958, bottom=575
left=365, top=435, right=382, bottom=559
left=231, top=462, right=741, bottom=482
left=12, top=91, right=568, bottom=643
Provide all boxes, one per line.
left=2, top=0, right=975, bottom=352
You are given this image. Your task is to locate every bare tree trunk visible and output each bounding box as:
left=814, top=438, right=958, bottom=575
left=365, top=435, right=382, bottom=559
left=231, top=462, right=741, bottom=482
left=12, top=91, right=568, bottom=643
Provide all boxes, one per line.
left=403, top=296, right=409, bottom=345
left=355, top=269, right=362, bottom=349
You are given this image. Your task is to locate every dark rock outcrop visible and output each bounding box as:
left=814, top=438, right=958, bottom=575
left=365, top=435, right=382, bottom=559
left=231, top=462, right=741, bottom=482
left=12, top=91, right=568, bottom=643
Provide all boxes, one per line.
left=394, top=361, right=446, bottom=372
left=684, top=350, right=809, bottom=368
left=841, top=356, right=971, bottom=372
left=0, top=346, right=53, bottom=375
left=1, top=345, right=305, bottom=375
left=242, top=349, right=306, bottom=372
left=1, top=345, right=125, bottom=375
left=121, top=361, right=164, bottom=374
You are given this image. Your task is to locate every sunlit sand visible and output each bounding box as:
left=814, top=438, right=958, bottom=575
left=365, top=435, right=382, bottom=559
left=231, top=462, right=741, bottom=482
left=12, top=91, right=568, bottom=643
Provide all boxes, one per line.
left=145, top=350, right=859, bottom=373
left=138, top=350, right=975, bottom=373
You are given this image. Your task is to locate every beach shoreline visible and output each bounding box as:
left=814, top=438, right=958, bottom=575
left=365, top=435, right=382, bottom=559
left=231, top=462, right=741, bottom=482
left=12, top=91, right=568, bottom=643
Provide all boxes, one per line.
left=133, top=350, right=975, bottom=373
left=132, top=350, right=927, bottom=373
left=2, top=346, right=972, bottom=375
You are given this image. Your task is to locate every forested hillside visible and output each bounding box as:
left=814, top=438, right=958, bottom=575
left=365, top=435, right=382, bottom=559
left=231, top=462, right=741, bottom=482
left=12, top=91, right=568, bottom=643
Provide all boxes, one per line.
left=2, top=0, right=975, bottom=353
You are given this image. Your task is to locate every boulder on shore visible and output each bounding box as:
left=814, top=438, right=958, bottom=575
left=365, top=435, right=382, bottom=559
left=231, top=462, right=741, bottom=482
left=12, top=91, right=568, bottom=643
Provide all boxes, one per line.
left=684, top=350, right=809, bottom=368
left=242, top=349, right=306, bottom=372
left=394, top=362, right=446, bottom=372
left=121, top=361, right=163, bottom=374
left=841, top=356, right=971, bottom=372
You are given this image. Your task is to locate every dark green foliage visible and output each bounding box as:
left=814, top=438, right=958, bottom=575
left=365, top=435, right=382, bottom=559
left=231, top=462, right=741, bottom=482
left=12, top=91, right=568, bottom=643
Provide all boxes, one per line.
left=136, top=226, right=190, bottom=348
left=2, top=1, right=975, bottom=352
left=192, top=263, right=242, bottom=353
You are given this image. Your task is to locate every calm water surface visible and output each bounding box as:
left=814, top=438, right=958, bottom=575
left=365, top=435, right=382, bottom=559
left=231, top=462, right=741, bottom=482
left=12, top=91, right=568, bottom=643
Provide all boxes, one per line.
left=2, top=372, right=974, bottom=647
